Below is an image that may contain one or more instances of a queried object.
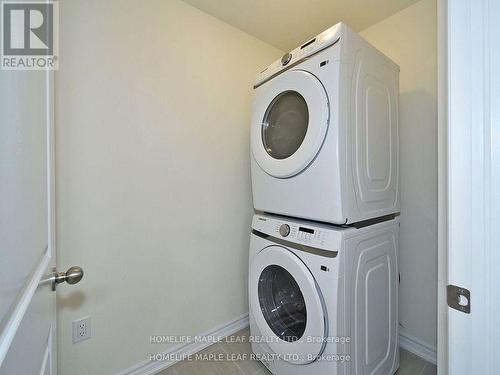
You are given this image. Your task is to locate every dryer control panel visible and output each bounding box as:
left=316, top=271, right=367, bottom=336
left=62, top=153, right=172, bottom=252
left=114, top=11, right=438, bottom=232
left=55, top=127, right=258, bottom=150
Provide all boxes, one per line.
left=254, top=22, right=346, bottom=88
left=252, top=213, right=347, bottom=252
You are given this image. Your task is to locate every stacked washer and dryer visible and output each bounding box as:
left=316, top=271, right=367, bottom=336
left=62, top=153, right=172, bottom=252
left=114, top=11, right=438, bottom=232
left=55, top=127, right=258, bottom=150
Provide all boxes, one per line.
left=248, top=23, right=400, bottom=375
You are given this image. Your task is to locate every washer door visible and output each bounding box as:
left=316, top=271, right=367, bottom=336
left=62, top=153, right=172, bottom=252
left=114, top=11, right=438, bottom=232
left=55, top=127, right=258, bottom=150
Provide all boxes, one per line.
left=249, top=246, right=327, bottom=364
left=251, top=70, right=329, bottom=178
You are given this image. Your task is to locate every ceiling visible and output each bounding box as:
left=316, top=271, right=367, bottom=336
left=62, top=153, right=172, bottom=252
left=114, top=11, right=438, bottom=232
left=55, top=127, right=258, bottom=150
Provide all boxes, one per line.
left=182, top=0, right=420, bottom=51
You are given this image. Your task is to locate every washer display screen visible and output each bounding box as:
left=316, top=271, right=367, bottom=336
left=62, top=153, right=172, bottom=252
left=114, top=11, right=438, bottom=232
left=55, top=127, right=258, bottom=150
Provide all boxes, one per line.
left=299, top=226, right=314, bottom=234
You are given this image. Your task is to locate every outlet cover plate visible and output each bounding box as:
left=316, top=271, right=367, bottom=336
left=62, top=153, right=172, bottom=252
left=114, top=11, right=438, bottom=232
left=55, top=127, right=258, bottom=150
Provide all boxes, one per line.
left=72, top=316, right=91, bottom=343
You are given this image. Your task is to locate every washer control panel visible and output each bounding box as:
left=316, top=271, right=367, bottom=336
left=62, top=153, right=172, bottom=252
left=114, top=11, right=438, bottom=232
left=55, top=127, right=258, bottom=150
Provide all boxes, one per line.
left=274, top=222, right=329, bottom=246
left=252, top=214, right=345, bottom=252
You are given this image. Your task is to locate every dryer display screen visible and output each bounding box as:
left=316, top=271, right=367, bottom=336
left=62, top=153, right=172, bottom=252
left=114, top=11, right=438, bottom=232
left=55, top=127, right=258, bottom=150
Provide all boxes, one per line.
left=299, top=227, right=314, bottom=234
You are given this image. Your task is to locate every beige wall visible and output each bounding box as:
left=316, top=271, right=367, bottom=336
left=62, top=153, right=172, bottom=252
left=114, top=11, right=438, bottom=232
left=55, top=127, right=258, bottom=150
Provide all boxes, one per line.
left=360, top=0, right=437, bottom=349
left=56, top=0, right=437, bottom=371
left=55, top=1, right=282, bottom=374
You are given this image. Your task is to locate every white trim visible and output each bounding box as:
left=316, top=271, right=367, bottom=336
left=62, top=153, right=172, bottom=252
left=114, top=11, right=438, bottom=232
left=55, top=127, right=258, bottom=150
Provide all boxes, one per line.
left=47, top=64, right=57, bottom=375
left=399, top=331, right=437, bottom=365
left=445, top=0, right=498, bottom=373
left=437, top=0, right=448, bottom=374
left=116, top=313, right=249, bottom=375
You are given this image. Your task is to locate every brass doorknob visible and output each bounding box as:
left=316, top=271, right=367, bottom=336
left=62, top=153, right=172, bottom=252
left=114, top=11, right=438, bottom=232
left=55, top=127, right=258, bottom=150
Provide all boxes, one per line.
left=52, top=266, right=84, bottom=290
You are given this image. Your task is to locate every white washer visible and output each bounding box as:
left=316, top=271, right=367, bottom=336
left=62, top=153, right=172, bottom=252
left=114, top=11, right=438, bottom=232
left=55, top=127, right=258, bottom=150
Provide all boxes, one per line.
left=251, top=22, right=400, bottom=224
left=249, top=213, right=399, bottom=375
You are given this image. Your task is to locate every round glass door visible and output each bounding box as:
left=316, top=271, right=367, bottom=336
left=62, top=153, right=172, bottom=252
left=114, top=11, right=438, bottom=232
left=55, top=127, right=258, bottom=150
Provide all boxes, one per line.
left=262, top=91, right=309, bottom=160
left=249, top=245, right=327, bottom=364
left=251, top=70, right=329, bottom=178
left=258, top=265, right=307, bottom=342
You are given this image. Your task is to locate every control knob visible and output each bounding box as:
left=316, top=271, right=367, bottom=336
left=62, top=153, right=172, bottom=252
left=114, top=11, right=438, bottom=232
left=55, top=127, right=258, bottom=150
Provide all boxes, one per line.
left=281, top=52, right=292, bottom=66
left=279, top=224, right=290, bottom=237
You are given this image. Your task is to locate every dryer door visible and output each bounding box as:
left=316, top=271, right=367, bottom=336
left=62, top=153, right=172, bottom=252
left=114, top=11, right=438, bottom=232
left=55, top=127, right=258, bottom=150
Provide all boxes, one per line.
left=249, top=245, right=327, bottom=364
left=251, top=70, right=329, bottom=178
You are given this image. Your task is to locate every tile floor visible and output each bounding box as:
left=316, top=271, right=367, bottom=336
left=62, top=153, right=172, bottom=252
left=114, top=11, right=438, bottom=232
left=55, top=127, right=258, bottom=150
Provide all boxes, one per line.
left=158, top=327, right=436, bottom=375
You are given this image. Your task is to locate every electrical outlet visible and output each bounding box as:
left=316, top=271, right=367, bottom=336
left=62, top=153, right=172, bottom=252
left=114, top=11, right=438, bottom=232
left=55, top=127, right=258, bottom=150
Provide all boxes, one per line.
left=72, top=316, right=91, bottom=343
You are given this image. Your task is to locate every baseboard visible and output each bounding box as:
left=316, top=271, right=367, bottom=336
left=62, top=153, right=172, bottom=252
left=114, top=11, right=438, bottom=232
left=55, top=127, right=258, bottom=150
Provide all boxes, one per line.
left=399, top=331, right=437, bottom=365
left=116, top=314, right=435, bottom=374
left=116, top=313, right=249, bottom=375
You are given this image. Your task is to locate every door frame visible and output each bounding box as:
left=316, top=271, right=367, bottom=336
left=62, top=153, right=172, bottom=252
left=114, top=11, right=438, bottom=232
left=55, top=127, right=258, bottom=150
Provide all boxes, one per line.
left=437, top=0, right=448, bottom=373
left=438, top=0, right=499, bottom=374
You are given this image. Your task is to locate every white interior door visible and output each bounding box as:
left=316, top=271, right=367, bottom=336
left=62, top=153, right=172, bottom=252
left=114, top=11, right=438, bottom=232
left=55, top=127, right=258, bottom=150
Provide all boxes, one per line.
left=442, top=0, right=500, bottom=374
left=0, top=67, right=57, bottom=373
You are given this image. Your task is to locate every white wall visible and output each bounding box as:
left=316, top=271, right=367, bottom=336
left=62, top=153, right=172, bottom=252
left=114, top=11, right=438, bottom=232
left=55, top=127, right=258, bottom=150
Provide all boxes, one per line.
left=360, top=0, right=437, bottom=349
left=55, top=1, right=282, bottom=374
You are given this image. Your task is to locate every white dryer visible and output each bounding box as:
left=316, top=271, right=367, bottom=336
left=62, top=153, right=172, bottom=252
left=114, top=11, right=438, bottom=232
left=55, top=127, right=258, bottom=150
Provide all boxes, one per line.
left=249, top=213, right=399, bottom=375
left=251, top=23, right=400, bottom=224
